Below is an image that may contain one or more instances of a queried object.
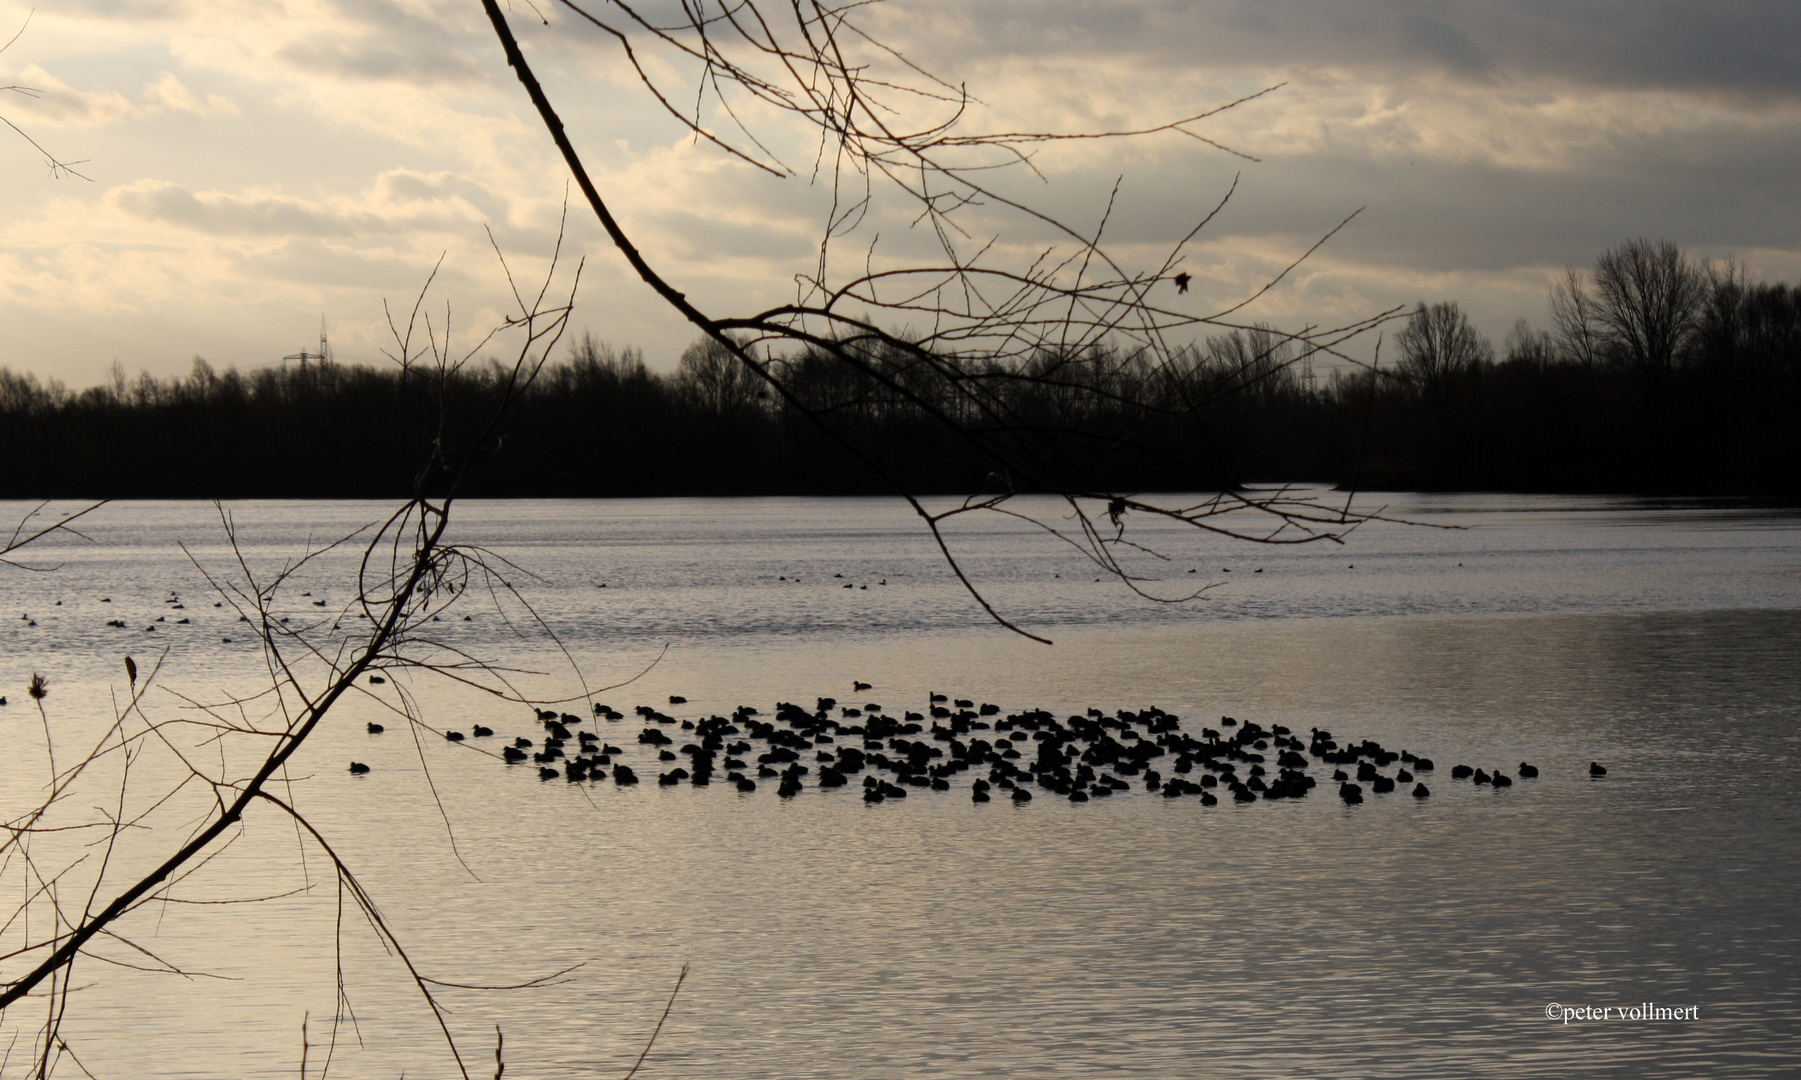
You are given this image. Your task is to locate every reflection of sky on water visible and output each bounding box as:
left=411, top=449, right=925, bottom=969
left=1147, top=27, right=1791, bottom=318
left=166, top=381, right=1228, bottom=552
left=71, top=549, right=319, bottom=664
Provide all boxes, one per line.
left=6, top=490, right=1798, bottom=668
left=0, top=496, right=1795, bottom=1077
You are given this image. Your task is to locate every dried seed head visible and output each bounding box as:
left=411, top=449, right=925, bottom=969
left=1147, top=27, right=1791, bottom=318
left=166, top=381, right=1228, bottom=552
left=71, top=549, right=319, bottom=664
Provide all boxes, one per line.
left=28, top=673, right=48, bottom=700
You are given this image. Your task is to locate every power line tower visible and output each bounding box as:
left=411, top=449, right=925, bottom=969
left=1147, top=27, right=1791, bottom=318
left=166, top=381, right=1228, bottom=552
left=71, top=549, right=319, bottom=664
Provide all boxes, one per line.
left=284, top=317, right=332, bottom=368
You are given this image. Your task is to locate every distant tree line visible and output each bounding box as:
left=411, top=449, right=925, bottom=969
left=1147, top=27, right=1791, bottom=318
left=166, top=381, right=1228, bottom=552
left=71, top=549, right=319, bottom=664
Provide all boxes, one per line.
left=1345, top=238, right=1800, bottom=493
left=0, top=330, right=1320, bottom=498
left=2, top=237, right=1795, bottom=498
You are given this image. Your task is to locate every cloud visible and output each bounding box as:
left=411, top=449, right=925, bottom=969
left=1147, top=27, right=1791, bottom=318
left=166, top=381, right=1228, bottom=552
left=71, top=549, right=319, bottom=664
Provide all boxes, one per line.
left=0, top=65, right=238, bottom=126
left=109, top=180, right=374, bottom=236
left=2, top=0, right=1797, bottom=385
left=274, top=37, right=483, bottom=84
left=143, top=71, right=239, bottom=116
left=105, top=171, right=496, bottom=237
left=273, top=0, right=488, bottom=86
left=885, top=1, right=1801, bottom=100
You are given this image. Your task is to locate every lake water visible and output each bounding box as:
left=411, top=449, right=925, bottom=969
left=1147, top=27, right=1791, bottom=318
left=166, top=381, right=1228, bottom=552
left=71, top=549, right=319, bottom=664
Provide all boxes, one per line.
left=1, top=490, right=1798, bottom=1078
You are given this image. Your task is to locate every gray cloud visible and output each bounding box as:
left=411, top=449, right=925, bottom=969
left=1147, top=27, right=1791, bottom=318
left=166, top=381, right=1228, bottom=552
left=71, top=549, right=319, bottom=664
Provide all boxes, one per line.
left=48, top=0, right=195, bottom=19
left=275, top=38, right=485, bottom=86
left=110, top=181, right=369, bottom=236
left=107, top=179, right=487, bottom=238
left=650, top=208, right=816, bottom=262
left=927, top=1, right=1801, bottom=99
left=245, top=236, right=475, bottom=291
left=7, top=0, right=1798, bottom=384
left=277, top=0, right=489, bottom=85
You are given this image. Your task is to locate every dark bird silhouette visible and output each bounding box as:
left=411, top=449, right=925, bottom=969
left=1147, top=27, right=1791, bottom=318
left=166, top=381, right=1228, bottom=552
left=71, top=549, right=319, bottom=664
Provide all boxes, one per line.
left=1519, top=762, right=1539, bottom=778
left=348, top=762, right=370, bottom=774
left=1590, top=762, right=1608, bottom=777
left=366, top=722, right=384, bottom=734
left=1173, top=272, right=1191, bottom=294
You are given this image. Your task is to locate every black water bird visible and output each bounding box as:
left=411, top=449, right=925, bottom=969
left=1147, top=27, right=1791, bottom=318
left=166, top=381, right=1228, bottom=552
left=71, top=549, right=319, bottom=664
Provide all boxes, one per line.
left=367, top=722, right=384, bottom=734
left=1519, top=762, right=1539, bottom=778
left=1589, top=762, right=1607, bottom=777
left=348, top=762, right=370, bottom=774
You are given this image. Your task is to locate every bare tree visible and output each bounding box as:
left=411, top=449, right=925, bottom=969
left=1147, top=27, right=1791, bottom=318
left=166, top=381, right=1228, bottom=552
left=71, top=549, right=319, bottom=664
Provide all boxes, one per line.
left=0, top=243, right=588, bottom=1077
left=1590, top=238, right=1704, bottom=374
left=478, top=0, right=1400, bottom=638
left=1695, top=257, right=1749, bottom=369
left=1, top=6, right=1410, bottom=1070
left=677, top=333, right=768, bottom=417
left=1503, top=318, right=1557, bottom=369
left=1394, top=301, right=1491, bottom=396
left=1549, top=267, right=1606, bottom=369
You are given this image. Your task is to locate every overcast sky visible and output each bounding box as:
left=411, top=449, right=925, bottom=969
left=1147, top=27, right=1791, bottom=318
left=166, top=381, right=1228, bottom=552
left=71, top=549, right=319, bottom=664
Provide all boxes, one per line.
left=2, top=0, right=1796, bottom=388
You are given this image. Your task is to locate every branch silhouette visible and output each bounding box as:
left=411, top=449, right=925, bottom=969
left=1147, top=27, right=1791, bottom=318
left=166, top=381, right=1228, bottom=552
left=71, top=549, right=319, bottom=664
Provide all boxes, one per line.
left=480, top=0, right=1399, bottom=642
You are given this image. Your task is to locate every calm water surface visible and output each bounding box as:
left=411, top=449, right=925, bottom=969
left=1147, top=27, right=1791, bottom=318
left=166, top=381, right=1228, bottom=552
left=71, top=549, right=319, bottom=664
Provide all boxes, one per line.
left=0, top=491, right=1797, bottom=1078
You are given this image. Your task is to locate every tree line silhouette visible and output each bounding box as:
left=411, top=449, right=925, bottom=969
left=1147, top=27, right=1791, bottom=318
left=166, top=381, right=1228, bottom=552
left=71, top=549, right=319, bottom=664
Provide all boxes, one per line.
left=1345, top=239, right=1799, bottom=494
left=3, top=238, right=1796, bottom=499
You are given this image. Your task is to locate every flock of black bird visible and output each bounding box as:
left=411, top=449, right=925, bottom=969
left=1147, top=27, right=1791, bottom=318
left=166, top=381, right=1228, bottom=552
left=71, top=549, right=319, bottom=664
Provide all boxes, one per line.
left=351, top=682, right=1609, bottom=804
